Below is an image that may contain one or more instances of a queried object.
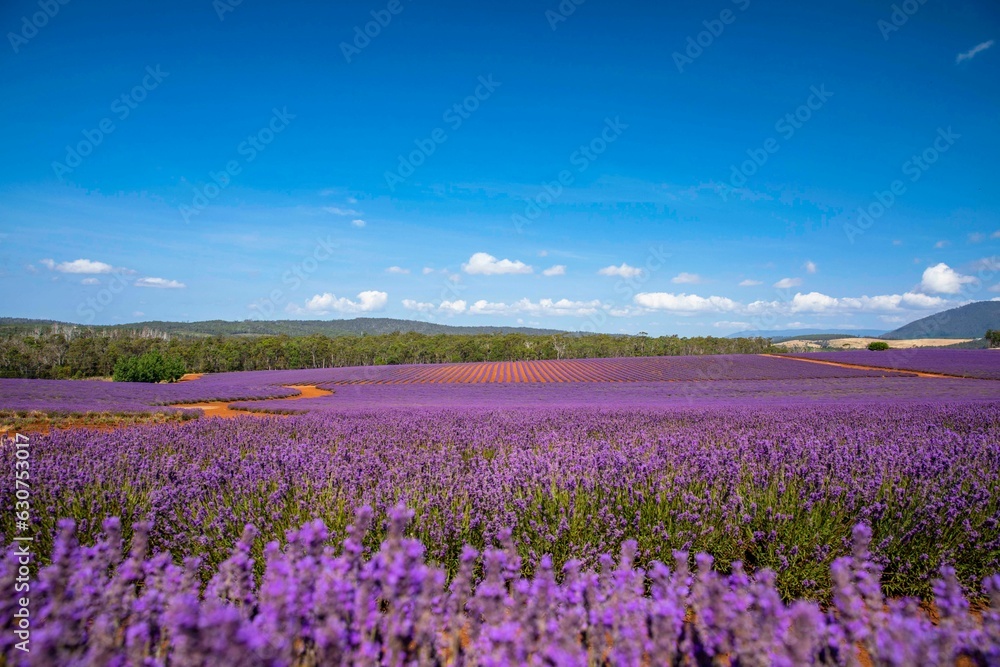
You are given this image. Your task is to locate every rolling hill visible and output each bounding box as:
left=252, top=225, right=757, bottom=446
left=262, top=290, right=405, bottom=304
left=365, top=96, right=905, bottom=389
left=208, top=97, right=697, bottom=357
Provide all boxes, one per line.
left=0, top=317, right=569, bottom=338
left=882, top=301, right=1000, bottom=340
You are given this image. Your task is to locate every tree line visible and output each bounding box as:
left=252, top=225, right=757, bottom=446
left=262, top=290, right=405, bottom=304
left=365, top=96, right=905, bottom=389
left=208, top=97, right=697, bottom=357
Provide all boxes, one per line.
left=0, top=328, right=778, bottom=379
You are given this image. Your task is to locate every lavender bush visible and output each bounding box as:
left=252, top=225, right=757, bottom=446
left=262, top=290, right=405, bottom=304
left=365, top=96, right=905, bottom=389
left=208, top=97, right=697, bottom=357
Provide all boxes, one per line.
left=1, top=512, right=997, bottom=666
left=3, top=405, right=999, bottom=602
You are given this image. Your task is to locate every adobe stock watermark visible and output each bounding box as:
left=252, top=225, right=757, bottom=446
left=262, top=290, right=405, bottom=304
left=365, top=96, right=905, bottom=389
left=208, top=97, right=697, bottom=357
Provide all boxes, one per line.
left=672, top=0, right=751, bottom=73
left=512, top=116, right=628, bottom=233
left=51, top=66, right=169, bottom=181
left=406, top=272, right=469, bottom=325
left=545, top=0, right=586, bottom=31
left=179, top=107, right=295, bottom=223
left=580, top=244, right=671, bottom=334
left=7, top=0, right=70, bottom=53
left=718, top=84, right=833, bottom=200
left=844, top=126, right=960, bottom=243
left=75, top=269, right=134, bottom=323
left=383, top=75, right=501, bottom=191
left=248, top=236, right=340, bottom=318
left=213, top=0, right=244, bottom=21
left=340, top=0, right=409, bottom=64
left=878, top=0, right=929, bottom=41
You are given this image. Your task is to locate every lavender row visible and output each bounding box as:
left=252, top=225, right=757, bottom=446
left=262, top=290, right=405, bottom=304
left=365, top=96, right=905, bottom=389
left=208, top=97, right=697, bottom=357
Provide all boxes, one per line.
left=234, top=375, right=1000, bottom=412
left=4, top=404, right=999, bottom=600
left=2, top=513, right=997, bottom=666
left=785, top=348, right=1000, bottom=380
left=317, top=354, right=914, bottom=384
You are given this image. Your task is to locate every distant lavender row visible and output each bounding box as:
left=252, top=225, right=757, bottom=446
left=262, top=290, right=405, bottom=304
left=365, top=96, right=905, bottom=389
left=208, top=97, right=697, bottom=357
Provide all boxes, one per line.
left=319, top=354, right=914, bottom=384
left=234, top=375, right=1000, bottom=412
left=2, top=516, right=996, bottom=666
left=786, top=348, right=1000, bottom=380
left=5, top=404, right=999, bottom=600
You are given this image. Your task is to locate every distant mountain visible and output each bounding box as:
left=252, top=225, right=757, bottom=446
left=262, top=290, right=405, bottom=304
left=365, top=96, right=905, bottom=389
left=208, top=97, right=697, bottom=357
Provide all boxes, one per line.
left=726, top=328, right=886, bottom=340
left=882, top=301, right=1000, bottom=340
left=0, top=317, right=569, bottom=338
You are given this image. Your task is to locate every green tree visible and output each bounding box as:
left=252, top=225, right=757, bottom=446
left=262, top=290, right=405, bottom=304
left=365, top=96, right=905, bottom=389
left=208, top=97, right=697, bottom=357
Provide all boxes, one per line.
left=867, top=341, right=890, bottom=351
left=113, top=350, right=186, bottom=382
left=986, top=329, right=1000, bottom=349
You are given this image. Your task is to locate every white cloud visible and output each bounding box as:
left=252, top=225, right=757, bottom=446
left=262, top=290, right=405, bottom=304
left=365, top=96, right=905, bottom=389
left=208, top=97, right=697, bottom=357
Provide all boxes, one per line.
left=41, top=258, right=116, bottom=274
left=803, top=260, right=817, bottom=274
left=896, top=292, right=942, bottom=308
left=81, top=278, right=100, bottom=285
left=992, top=230, right=1000, bottom=239
left=785, top=291, right=947, bottom=314
left=788, top=292, right=838, bottom=312
left=969, top=232, right=985, bottom=244
left=462, top=252, right=532, bottom=275
left=385, top=266, right=410, bottom=275
left=956, top=39, right=994, bottom=63
left=634, top=292, right=740, bottom=313
left=323, top=206, right=359, bottom=216
left=133, top=311, right=145, bottom=317
left=920, top=263, right=976, bottom=294
left=538, top=250, right=549, bottom=257
left=743, top=287, right=950, bottom=317
left=892, top=240, right=903, bottom=246
left=934, top=240, right=950, bottom=249
left=135, top=277, right=185, bottom=289
left=402, top=299, right=469, bottom=314
left=542, top=265, right=566, bottom=276
left=671, top=272, right=702, bottom=284
left=291, top=290, right=388, bottom=314
left=468, top=297, right=604, bottom=317
left=351, top=219, right=366, bottom=228
left=598, top=263, right=643, bottom=278
left=773, top=277, right=802, bottom=288
left=401, top=299, right=435, bottom=313
left=990, top=284, right=1000, bottom=293
left=422, top=267, right=435, bottom=275
left=738, top=279, right=762, bottom=287
left=713, top=320, right=751, bottom=329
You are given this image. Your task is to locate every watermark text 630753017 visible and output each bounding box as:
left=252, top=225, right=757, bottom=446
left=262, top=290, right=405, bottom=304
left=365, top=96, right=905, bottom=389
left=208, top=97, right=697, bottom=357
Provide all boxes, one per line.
left=6, top=432, right=33, bottom=653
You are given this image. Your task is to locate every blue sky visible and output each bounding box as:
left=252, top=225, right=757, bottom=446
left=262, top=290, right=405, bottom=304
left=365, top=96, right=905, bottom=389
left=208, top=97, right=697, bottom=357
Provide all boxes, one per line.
left=1, top=0, right=998, bottom=335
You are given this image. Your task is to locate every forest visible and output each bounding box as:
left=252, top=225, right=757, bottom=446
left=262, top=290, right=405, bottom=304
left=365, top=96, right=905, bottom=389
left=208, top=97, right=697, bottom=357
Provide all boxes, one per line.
left=0, top=326, right=777, bottom=379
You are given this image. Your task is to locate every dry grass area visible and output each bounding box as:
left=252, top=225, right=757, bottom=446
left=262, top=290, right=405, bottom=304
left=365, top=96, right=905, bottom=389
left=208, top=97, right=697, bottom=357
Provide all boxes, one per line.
left=776, top=337, right=973, bottom=351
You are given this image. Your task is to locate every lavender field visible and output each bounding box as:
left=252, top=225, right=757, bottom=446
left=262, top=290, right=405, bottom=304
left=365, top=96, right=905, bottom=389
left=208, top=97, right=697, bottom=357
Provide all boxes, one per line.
left=2, top=351, right=1000, bottom=664
left=786, top=349, right=1000, bottom=380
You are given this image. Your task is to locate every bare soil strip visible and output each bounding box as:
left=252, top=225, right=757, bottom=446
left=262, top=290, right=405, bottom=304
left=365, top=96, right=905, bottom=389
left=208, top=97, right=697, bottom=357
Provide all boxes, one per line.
left=168, top=384, right=334, bottom=419
left=764, top=353, right=968, bottom=379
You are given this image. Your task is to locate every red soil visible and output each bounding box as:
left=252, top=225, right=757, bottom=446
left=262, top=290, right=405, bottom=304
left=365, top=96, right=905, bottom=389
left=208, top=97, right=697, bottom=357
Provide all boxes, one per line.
left=167, top=384, right=333, bottom=419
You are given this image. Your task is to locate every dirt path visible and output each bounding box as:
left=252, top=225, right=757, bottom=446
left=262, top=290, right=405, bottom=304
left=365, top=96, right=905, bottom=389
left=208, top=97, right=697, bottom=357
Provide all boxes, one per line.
left=764, top=354, right=966, bottom=379
left=168, top=384, right=334, bottom=418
